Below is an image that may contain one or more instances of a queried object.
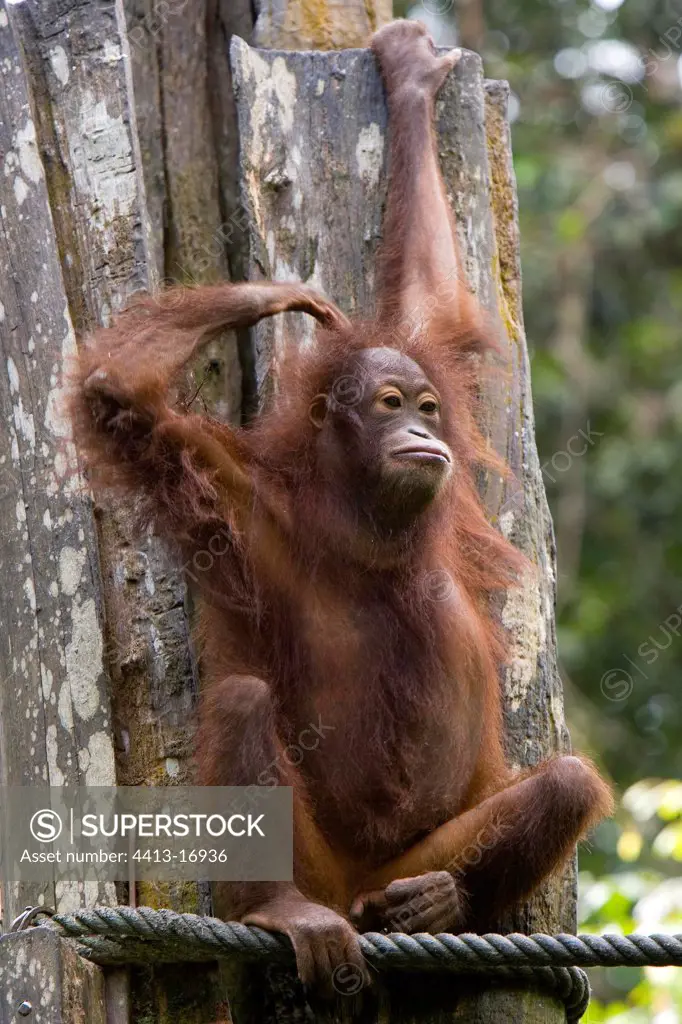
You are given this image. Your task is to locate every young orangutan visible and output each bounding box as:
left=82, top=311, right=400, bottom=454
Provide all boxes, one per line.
left=70, top=20, right=613, bottom=997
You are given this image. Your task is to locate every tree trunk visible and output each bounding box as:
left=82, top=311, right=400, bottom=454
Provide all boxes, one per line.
left=0, top=1, right=574, bottom=1021
left=230, top=37, right=571, bottom=1024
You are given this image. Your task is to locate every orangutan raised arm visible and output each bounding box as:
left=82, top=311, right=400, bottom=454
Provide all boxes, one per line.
left=372, top=23, right=462, bottom=326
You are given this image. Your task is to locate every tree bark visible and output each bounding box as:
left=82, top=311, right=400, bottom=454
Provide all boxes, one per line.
left=0, top=0, right=118, bottom=924
left=253, top=0, right=392, bottom=49
left=1, top=2, right=222, bottom=1019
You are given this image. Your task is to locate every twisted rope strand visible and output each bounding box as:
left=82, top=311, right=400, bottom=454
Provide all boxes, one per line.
left=19, top=905, right=682, bottom=1023
left=41, top=905, right=682, bottom=971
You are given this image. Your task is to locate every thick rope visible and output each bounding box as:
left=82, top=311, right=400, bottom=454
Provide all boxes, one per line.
left=15, top=905, right=678, bottom=1021
left=39, top=905, right=682, bottom=971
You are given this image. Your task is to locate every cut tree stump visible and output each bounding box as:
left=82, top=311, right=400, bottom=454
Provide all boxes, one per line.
left=0, top=1, right=575, bottom=1019
left=230, top=36, right=572, bottom=1024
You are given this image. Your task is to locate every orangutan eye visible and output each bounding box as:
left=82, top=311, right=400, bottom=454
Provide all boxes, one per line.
left=382, top=393, right=402, bottom=409
left=419, top=397, right=439, bottom=415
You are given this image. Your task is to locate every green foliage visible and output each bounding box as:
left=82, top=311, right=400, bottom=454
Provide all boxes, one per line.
left=443, top=0, right=682, bottom=791
left=581, top=780, right=682, bottom=1020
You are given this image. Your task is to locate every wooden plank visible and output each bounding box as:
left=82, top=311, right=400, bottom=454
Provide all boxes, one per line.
left=206, top=0, right=255, bottom=280
left=0, top=929, right=106, bottom=1024
left=123, top=0, right=244, bottom=436
left=104, top=968, right=131, bottom=1024
left=231, top=38, right=570, bottom=1023
left=0, top=5, right=116, bottom=925
left=121, top=0, right=167, bottom=280
left=157, top=0, right=242, bottom=421
left=206, top=0, right=259, bottom=417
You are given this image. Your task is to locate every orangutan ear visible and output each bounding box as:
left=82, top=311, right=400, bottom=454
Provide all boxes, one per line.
left=308, top=393, right=328, bottom=429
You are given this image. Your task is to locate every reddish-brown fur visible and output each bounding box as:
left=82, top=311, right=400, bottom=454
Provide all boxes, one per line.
left=69, top=21, right=613, bottom=995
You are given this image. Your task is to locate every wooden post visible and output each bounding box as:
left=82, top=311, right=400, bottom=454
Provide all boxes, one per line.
left=0, top=929, right=106, bottom=1024
left=231, top=38, right=572, bottom=1024
left=0, top=1, right=227, bottom=1020
left=0, top=0, right=117, bottom=926
left=123, top=0, right=243, bottom=422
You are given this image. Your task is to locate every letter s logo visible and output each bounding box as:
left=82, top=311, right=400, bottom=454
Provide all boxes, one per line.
left=30, top=809, right=63, bottom=843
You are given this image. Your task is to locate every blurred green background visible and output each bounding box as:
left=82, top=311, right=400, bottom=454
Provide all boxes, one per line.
left=394, top=0, right=682, bottom=1018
